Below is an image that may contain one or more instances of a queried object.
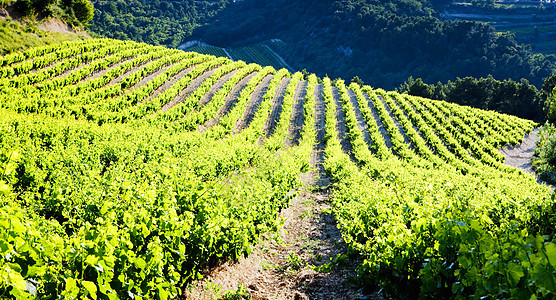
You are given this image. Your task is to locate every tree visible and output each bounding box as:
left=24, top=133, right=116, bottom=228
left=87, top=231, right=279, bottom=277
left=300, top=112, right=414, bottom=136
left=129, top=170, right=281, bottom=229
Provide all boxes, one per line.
left=70, top=0, right=94, bottom=26
left=547, top=87, right=556, bottom=124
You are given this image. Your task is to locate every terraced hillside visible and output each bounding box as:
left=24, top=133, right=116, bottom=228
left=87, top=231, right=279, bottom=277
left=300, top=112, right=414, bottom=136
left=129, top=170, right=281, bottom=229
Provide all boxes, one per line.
left=180, top=40, right=294, bottom=73
left=0, top=39, right=555, bottom=299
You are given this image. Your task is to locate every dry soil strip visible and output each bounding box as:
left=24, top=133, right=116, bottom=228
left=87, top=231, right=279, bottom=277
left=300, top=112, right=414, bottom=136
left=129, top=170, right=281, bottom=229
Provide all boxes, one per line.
left=198, top=69, right=239, bottom=107
left=160, top=66, right=219, bottom=112
left=361, top=91, right=393, bottom=149
left=233, top=74, right=274, bottom=133
left=286, top=80, right=308, bottom=147
left=391, top=96, right=442, bottom=155
left=264, top=77, right=291, bottom=137
left=332, top=86, right=356, bottom=162
left=347, top=89, right=373, bottom=149
left=310, top=83, right=330, bottom=188
left=202, top=72, right=258, bottom=130
left=141, top=66, right=196, bottom=104
left=501, top=129, right=555, bottom=190
left=377, top=94, right=414, bottom=149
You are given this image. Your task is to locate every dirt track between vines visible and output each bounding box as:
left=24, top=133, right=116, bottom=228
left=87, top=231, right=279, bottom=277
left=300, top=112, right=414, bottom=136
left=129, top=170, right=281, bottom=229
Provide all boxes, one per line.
left=184, top=83, right=377, bottom=300
left=501, top=128, right=555, bottom=190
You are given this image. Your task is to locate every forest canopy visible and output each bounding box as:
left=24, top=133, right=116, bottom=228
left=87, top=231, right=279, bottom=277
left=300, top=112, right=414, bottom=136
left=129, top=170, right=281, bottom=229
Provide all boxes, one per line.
left=194, top=0, right=556, bottom=90
left=88, top=0, right=230, bottom=48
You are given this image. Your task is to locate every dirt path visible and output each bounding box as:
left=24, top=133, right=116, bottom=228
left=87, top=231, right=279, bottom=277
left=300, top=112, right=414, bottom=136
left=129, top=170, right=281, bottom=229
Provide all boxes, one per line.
left=501, top=129, right=555, bottom=190
left=332, top=87, right=356, bottom=162
left=234, top=74, right=274, bottom=133
left=501, top=129, right=538, bottom=174
left=184, top=81, right=375, bottom=300
left=286, top=81, right=308, bottom=147
left=361, top=92, right=393, bottom=149
left=184, top=189, right=366, bottom=300
left=264, top=77, right=291, bottom=138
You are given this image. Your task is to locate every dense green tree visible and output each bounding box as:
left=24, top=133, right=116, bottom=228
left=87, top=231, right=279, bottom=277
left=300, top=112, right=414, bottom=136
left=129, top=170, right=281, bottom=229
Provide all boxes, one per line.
left=70, top=0, right=94, bottom=25
left=547, top=88, right=556, bottom=124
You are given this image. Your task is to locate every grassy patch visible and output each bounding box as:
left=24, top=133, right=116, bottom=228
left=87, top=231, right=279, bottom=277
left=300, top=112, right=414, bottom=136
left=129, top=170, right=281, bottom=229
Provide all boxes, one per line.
left=0, top=17, right=86, bottom=55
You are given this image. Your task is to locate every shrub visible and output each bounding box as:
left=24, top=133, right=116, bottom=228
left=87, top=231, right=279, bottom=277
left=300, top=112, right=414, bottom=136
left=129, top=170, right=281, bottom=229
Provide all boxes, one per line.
left=533, top=124, right=556, bottom=184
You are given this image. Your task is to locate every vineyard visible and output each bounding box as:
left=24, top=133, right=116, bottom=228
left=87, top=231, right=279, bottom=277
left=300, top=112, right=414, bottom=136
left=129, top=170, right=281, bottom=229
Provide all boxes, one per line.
left=181, top=40, right=294, bottom=73
left=0, top=38, right=555, bottom=299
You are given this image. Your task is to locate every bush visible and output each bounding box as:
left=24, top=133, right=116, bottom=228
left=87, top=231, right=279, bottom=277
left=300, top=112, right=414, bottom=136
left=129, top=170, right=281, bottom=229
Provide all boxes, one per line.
left=533, top=124, right=556, bottom=184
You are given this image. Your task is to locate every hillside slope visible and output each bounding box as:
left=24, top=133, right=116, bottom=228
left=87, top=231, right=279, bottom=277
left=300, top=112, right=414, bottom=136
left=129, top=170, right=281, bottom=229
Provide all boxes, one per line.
left=0, top=39, right=554, bottom=299
left=194, top=0, right=556, bottom=90
left=0, top=16, right=89, bottom=55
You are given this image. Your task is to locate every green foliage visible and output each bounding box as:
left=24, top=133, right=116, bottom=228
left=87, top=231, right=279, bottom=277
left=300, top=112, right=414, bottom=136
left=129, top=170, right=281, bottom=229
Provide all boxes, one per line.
left=195, top=0, right=556, bottom=90
left=547, top=86, right=556, bottom=125
left=8, top=0, right=94, bottom=27
left=0, top=18, right=86, bottom=55
left=70, top=0, right=94, bottom=25
left=219, top=284, right=251, bottom=300
left=0, top=38, right=549, bottom=299
left=324, top=78, right=546, bottom=298
left=398, top=75, right=545, bottom=121
left=533, top=123, right=556, bottom=184
left=0, top=39, right=319, bottom=298
left=89, top=0, right=230, bottom=48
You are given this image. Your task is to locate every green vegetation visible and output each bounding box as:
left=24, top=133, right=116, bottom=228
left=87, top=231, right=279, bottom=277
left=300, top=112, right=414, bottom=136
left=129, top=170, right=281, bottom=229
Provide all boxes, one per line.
left=398, top=75, right=544, bottom=121
left=534, top=123, right=556, bottom=184
left=182, top=40, right=294, bottom=72
left=0, top=38, right=554, bottom=299
left=4, top=0, right=94, bottom=27
left=194, top=0, right=556, bottom=91
left=326, top=79, right=553, bottom=298
left=89, top=0, right=229, bottom=48
left=0, top=17, right=86, bottom=55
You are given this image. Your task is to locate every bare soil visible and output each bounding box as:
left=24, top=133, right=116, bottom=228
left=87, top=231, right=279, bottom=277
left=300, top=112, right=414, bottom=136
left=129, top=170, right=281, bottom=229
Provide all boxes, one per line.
left=183, top=189, right=368, bottom=300
left=331, top=87, right=356, bottom=162
left=198, top=70, right=240, bottom=107
left=310, top=84, right=330, bottom=188
left=501, top=129, right=538, bottom=174
left=37, top=18, right=90, bottom=37
left=143, top=66, right=196, bottom=104
left=391, top=97, right=440, bottom=154
left=183, top=81, right=380, bottom=300
left=161, top=66, right=218, bottom=112
left=376, top=94, right=413, bottom=149
left=346, top=89, right=372, bottom=148
left=108, top=59, right=158, bottom=86
left=286, top=81, right=308, bottom=147
left=132, top=63, right=174, bottom=89
left=201, top=72, right=258, bottom=130
left=264, top=77, right=291, bottom=138
left=361, top=92, right=393, bottom=149
left=233, top=74, right=274, bottom=133
left=55, top=52, right=123, bottom=82
left=501, top=129, right=555, bottom=190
